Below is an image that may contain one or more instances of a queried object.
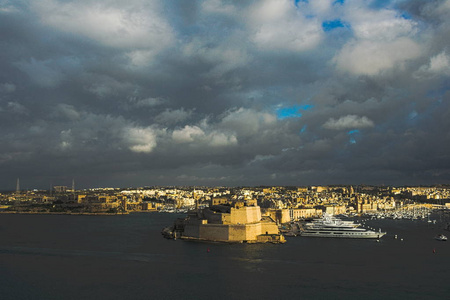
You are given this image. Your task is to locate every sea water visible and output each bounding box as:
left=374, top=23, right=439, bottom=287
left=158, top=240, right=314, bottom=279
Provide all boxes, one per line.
left=0, top=212, right=449, bottom=299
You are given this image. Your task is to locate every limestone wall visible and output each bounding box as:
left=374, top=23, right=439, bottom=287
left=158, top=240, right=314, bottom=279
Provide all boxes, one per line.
left=244, top=223, right=262, bottom=241
left=198, top=224, right=229, bottom=241
left=222, top=213, right=231, bottom=224
left=228, top=224, right=248, bottom=241
left=185, top=221, right=281, bottom=242
left=229, top=206, right=261, bottom=224
left=183, top=223, right=200, bottom=238
left=226, top=223, right=268, bottom=241
left=260, top=222, right=279, bottom=235
left=277, top=209, right=290, bottom=224
left=264, top=208, right=293, bottom=223
left=203, top=208, right=225, bottom=224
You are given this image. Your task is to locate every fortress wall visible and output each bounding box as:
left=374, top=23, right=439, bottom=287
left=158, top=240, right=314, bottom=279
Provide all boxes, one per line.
left=228, top=224, right=248, bottom=241
left=203, top=209, right=225, bottom=224
left=198, top=224, right=229, bottom=241
left=222, top=214, right=231, bottom=223
left=260, top=222, right=279, bottom=235
left=183, top=223, right=200, bottom=238
left=244, top=223, right=262, bottom=241
left=184, top=222, right=280, bottom=242
left=228, top=223, right=268, bottom=241
left=230, top=206, right=261, bottom=224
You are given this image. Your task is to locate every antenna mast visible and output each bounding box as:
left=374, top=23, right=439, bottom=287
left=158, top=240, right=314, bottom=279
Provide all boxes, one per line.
left=16, top=178, right=20, bottom=195
left=72, top=178, right=75, bottom=201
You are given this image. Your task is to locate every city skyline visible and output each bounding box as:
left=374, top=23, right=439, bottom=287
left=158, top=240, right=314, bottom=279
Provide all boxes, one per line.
left=6, top=178, right=450, bottom=192
left=1, top=0, right=450, bottom=189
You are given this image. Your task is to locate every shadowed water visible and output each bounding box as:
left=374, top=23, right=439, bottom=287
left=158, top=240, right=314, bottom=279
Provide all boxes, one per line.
left=0, top=213, right=449, bottom=299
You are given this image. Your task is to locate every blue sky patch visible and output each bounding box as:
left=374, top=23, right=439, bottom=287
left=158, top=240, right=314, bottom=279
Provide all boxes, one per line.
left=300, top=104, right=313, bottom=111
left=300, top=125, right=307, bottom=133
left=348, top=129, right=359, bottom=144
left=277, top=107, right=302, bottom=119
left=369, top=0, right=394, bottom=9
left=333, top=0, right=345, bottom=5
left=295, top=0, right=308, bottom=6
left=322, top=19, right=348, bottom=32
left=400, top=12, right=412, bottom=20
left=277, top=104, right=314, bottom=120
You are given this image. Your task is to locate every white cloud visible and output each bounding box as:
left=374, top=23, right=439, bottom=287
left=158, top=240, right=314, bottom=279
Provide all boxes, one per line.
left=344, top=4, right=417, bottom=41
left=59, top=129, right=72, bottom=150
left=182, top=37, right=250, bottom=76
left=249, top=154, right=276, bottom=165
left=251, top=0, right=290, bottom=22
left=124, top=126, right=158, bottom=153
left=32, top=0, right=174, bottom=64
left=311, top=0, right=334, bottom=12
left=126, top=50, right=158, bottom=67
left=331, top=2, right=422, bottom=76
left=208, top=131, right=237, bottom=147
left=0, top=0, right=18, bottom=13
left=422, top=0, right=450, bottom=22
left=172, top=125, right=205, bottom=143
left=220, top=107, right=276, bottom=137
left=428, top=52, right=450, bottom=73
left=415, top=51, right=450, bottom=78
left=201, top=0, right=236, bottom=15
left=248, top=0, right=323, bottom=52
left=171, top=124, right=237, bottom=147
left=323, top=115, right=374, bottom=130
left=333, top=38, right=422, bottom=75
left=54, top=104, right=81, bottom=121
left=300, top=0, right=335, bottom=18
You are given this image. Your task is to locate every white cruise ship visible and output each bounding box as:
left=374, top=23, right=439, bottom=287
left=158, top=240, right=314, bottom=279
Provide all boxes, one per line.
left=300, top=214, right=386, bottom=239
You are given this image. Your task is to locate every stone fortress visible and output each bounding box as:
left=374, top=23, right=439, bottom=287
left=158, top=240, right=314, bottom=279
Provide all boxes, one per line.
left=175, top=198, right=285, bottom=243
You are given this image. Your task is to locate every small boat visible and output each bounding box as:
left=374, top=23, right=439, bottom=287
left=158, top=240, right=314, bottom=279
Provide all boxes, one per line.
left=435, top=234, right=447, bottom=241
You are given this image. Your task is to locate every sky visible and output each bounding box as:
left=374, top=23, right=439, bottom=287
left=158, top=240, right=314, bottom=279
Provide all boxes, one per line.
left=1, top=0, right=450, bottom=189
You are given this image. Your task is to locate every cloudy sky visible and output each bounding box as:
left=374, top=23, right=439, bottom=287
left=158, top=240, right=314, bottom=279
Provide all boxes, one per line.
left=1, top=0, right=450, bottom=189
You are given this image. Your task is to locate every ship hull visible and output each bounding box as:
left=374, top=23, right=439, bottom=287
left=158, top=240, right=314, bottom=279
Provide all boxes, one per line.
left=301, top=230, right=386, bottom=239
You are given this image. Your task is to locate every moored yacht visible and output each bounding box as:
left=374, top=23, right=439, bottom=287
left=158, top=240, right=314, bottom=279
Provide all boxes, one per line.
left=300, top=213, right=386, bottom=239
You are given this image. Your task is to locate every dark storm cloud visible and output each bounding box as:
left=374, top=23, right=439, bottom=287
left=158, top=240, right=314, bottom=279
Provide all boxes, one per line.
left=1, top=0, right=450, bottom=189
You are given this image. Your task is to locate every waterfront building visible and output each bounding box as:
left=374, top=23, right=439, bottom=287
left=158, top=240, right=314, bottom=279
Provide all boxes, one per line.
left=290, top=208, right=322, bottom=220
left=324, top=205, right=346, bottom=215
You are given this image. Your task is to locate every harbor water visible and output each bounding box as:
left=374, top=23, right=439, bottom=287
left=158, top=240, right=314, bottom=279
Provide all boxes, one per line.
left=0, top=212, right=449, bottom=299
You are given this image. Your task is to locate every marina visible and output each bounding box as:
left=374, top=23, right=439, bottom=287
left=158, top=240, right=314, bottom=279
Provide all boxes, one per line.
left=360, top=206, right=443, bottom=220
